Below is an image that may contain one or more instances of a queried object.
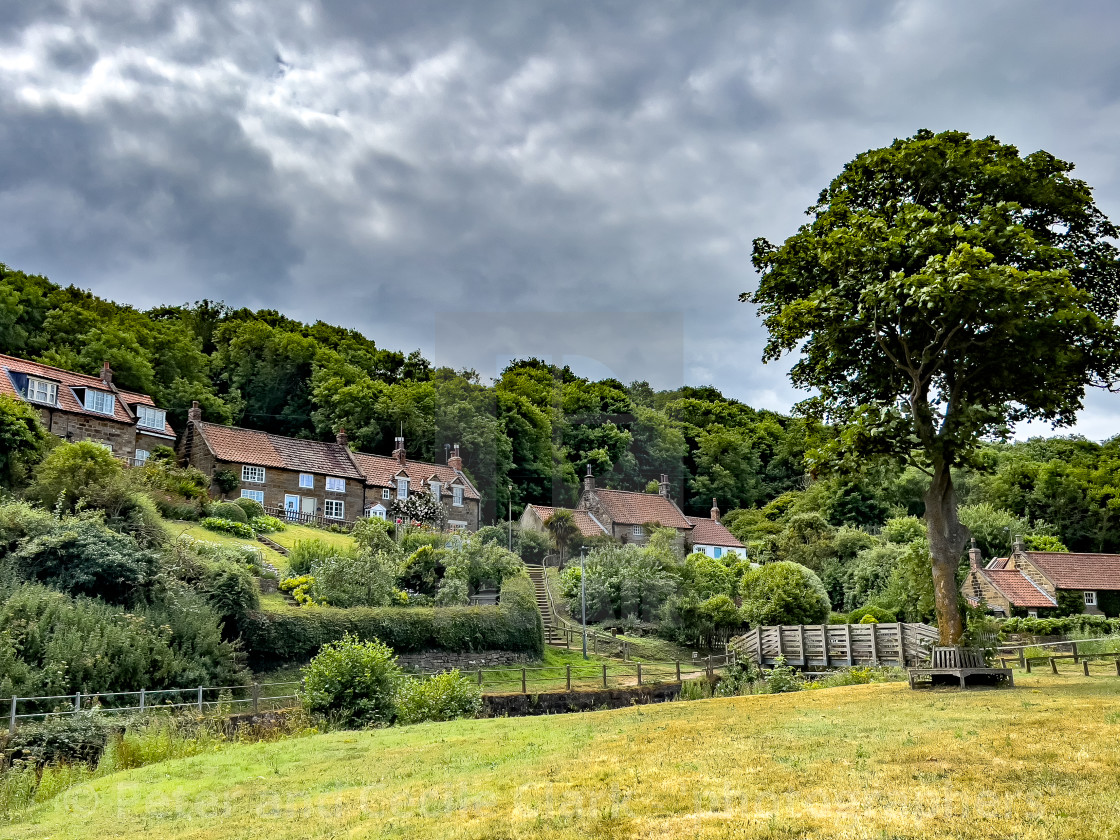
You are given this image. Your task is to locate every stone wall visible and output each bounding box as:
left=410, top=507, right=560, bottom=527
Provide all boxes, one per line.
left=42, top=408, right=137, bottom=458
left=397, top=650, right=530, bottom=672
left=213, top=459, right=368, bottom=522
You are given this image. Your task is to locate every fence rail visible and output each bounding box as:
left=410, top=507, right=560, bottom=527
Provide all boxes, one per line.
left=528, top=563, right=634, bottom=659
left=2, top=656, right=740, bottom=733
left=730, top=622, right=938, bottom=668
left=265, top=505, right=356, bottom=530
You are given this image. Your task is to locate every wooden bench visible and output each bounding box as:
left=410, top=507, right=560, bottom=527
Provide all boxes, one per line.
left=908, top=646, right=1014, bottom=689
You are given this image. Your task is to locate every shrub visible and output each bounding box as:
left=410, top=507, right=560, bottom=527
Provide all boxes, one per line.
left=3, top=712, right=118, bottom=769
left=212, top=469, right=239, bottom=494
left=804, top=665, right=906, bottom=690
left=200, top=517, right=254, bottom=538
left=350, top=517, right=396, bottom=554
left=846, top=605, right=897, bottom=624
left=288, top=539, right=356, bottom=577
left=0, top=393, right=52, bottom=489
left=242, top=574, right=543, bottom=668
left=300, top=634, right=402, bottom=727
left=231, top=497, right=265, bottom=520
left=762, top=656, right=804, bottom=694
left=713, top=660, right=761, bottom=697
left=740, top=562, right=830, bottom=626
left=10, top=516, right=159, bottom=605
left=395, top=670, right=483, bottom=724
left=210, top=502, right=248, bottom=523
left=250, top=515, right=285, bottom=534
left=26, top=441, right=122, bottom=512
left=310, top=552, right=398, bottom=608
left=279, top=575, right=316, bottom=606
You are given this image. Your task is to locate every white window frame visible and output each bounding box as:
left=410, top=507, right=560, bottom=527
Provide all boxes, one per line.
left=84, top=389, right=116, bottom=415
left=632, top=525, right=645, bottom=539
left=324, top=499, right=345, bottom=520
left=242, top=465, right=266, bottom=483
left=241, top=489, right=265, bottom=503
left=26, top=377, right=58, bottom=405
left=136, top=405, right=165, bottom=430
left=134, top=449, right=150, bottom=465
left=397, top=477, right=409, bottom=500
left=430, top=480, right=441, bottom=499
left=299, top=473, right=314, bottom=489
left=453, top=486, right=464, bottom=507
left=382, top=488, right=391, bottom=500
left=1084, top=590, right=1097, bottom=606
left=368, top=504, right=387, bottom=520
left=325, top=477, right=346, bottom=493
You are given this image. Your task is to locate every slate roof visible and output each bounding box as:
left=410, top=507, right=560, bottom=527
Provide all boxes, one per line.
left=197, top=422, right=364, bottom=479
left=590, top=488, right=692, bottom=530
left=0, top=353, right=175, bottom=436
left=525, top=504, right=609, bottom=538
left=980, top=568, right=1057, bottom=608
left=349, top=451, right=480, bottom=500
left=685, top=516, right=745, bottom=549
left=1026, top=551, right=1120, bottom=591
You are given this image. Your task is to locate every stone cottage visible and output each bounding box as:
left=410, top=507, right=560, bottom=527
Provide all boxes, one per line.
left=962, top=536, right=1120, bottom=617
left=0, top=352, right=175, bottom=462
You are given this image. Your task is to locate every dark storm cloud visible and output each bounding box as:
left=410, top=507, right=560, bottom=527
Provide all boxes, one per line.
left=3, top=0, right=1120, bottom=437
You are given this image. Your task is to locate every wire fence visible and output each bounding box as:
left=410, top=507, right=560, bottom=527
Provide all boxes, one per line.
left=3, top=654, right=738, bottom=733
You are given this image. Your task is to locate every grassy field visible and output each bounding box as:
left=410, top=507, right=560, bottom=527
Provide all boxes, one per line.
left=265, top=523, right=355, bottom=553
left=164, top=520, right=290, bottom=571
left=8, top=673, right=1120, bottom=839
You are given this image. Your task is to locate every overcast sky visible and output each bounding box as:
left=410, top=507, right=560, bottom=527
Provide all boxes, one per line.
left=3, top=1, right=1120, bottom=438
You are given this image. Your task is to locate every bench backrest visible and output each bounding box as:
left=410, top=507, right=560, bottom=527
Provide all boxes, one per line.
left=930, top=646, right=987, bottom=668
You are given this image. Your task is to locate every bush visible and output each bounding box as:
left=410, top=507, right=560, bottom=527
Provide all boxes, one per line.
left=350, top=518, right=396, bottom=554
left=250, top=515, right=285, bottom=534
left=288, top=539, right=356, bottom=577
left=241, top=575, right=543, bottom=668
left=26, top=441, right=121, bottom=512
left=396, top=670, right=483, bottom=724
left=200, top=517, right=254, bottom=539
left=310, top=552, right=398, bottom=608
left=210, top=502, right=248, bottom=523
left=231, top=497, right=264, bottom=520
left=10, top=515, right=159, bottom=605
left=1000, top=615, right=1120, bottom=636
left=300, top=634, right=402, bottom=727
left=3, top=712, right=118, bottom=769
left=740, top=562, right=831, bottom=626
left=212, top=469, right=239, bottom=494
left=0, top=393, right=52, bottom=489
left=846, top=605, right=897, bottom=624
left=762, top=655, right=804, bottom=694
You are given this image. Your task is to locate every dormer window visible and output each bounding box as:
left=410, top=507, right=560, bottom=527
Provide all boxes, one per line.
left=397, top=477, right=409, bottom=500
left=136, top=405, right=165, bottom=430
left=430, top=480, right=441, bottom=499
left=26, top=377, right=58, bottom=405
left=453, top=486, right=463, bottom=507
left=83, top=389, right=115, bottom=415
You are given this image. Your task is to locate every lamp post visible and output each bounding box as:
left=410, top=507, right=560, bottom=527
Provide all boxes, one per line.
left=508, top=484, right=513, bottom=553
left=580, top=546, right=588, bottom=660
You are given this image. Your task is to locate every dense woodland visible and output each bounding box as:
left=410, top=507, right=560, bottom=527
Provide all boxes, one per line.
left=4, top=261, right=1120, bottom=561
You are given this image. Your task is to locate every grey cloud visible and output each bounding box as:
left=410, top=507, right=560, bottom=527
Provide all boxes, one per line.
left=3, top=0, right=1120, bottom=436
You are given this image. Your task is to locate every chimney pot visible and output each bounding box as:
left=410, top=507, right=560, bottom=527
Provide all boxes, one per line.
left=100, top=361, right=113, bottom=386
left=583, top=466, right=595, bottom=492
left=448, top=443, right=463, bottom=472
left=710, top=498, right=720, bottom=522
left=393, top=435, right=406, bottom=467
left=658, top=474, right=670, bottom=498
left=1012, top=534, right=1026, bottom=554
left=336, top=427, right=348, bottom=447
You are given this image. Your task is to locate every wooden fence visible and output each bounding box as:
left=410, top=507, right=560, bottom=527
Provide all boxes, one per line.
left=730, top=622, right=938, bottom=669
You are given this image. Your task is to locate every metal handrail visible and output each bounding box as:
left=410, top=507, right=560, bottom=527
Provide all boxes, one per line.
left=528, top=563, right=632, bottom=658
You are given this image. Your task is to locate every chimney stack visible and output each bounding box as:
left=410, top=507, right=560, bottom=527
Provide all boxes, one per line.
left=336, top=427, right=348, bottom=447
left=711, top=498, right=720, bottom=522
left=969, top=538, right=982, bottom=569
left=584, top=465, right=595, bottom=493
left=393, top=436, right=407, bottom=467
left=658, top=474, right=670, bottom=498
left=187, top=400, right=202, bottom=423
left=448, top=443, right=463, bottom=472
left=1012, top=534, right=1026, bottom=555
left=100, top=361, right=113, bottom=387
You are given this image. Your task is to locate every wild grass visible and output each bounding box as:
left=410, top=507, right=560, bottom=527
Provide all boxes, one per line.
left=6, top=674, right=1119, bottom=839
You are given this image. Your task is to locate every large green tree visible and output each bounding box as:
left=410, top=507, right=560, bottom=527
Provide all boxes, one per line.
left=748, top=129, right=1120, bottom=643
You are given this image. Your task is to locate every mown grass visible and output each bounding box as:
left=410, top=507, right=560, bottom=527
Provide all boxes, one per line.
left=8, top=673, right=1119, bottom=839
left=164, top=521, right=289, bottom=571
left=265, top=523, right=356, bottom=553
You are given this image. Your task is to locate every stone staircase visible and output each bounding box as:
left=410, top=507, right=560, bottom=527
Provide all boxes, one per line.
left=525, top=565, right=568, bottom=646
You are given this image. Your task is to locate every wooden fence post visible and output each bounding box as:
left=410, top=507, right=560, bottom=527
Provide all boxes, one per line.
left=821, top=624, right=830, bottom=668
left=1026, top=658, right=1033, bottom=674
left=1050, top=657, right=1059, bottom=675
left=637, top=664, right=642, bottom=686
left=74, top=692, right=81, bottom=713
left=1115, top=659, right=1120, bottom=677
left=139, top=689, right=145, bottom=713
left=251, top=683, right=260, bottom=713
left=602, top=664, right=608, bottom=689
left=1071, top=642, right=1079, bottom=664
left=566, top=664, right=572, bottom=691
left=707, top=655, right=713, bottom=678
left=521, top=668, right=527, bottom=694
left=844, top=623, right=853, bottom=666
left=9, top=696, right=16, bottom=734
left=198, top=686, right=204, bottom=712
left=1019, top=648, right=1026, bottom=669
left=798, top=625, right=806, bottom=666
left=1083, top=660, right=1090, bottom=677
left=675, top=661, right=681, bottom=682
left=477, top=669, right=483, bottom=686
left=870, top=623, right=880, bottom=665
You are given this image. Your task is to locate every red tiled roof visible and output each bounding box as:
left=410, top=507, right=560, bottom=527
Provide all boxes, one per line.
left=981, top=569, right=1057, bottom=608
left=1027, top=552, right=1120, bottom=591
left=198, top=422, right=364, bottom=479
left=525, top=505, right=609, bottom=538
left=0, top=353, right=174, bottom=436
left=349, top=451, right=480, bottom=500
left=590, top=488, right=692, bottom=529
left=685, top=516, right=745, bottom=549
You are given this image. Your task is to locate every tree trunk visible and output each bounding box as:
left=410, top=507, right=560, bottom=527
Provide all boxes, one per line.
left=923, top=462, right=968, bottom=645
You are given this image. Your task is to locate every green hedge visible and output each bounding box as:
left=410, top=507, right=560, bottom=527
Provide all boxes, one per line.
left=1000, top=615, right=1120, bottom=637
left=241, top=574, right=543, bottom=667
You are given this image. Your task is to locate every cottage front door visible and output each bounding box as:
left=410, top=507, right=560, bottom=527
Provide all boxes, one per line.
left=284, top=495, right=300, bottom=521
left=301, top=496, right=316, bottom=516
